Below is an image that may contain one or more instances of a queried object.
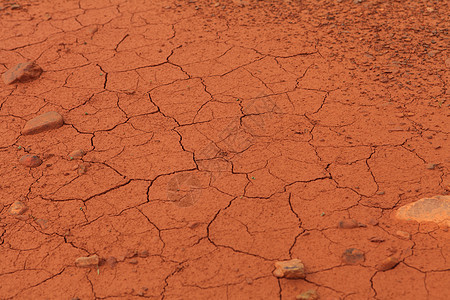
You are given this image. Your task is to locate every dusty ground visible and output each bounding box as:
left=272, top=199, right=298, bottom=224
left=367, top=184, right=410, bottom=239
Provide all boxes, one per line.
left=0, top=0, right=449, bottom=299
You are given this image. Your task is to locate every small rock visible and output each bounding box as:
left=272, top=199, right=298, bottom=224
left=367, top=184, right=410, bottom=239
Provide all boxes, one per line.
left=296, top=290, right=319, bottom=300
left=342, top=248, right=365, bottom=264
left=377, top=256, right=400, bottom=271
left=445, top=58, right=450, bottom=68
left=273, top=259, right=306, bottom=279
left=338, top=219, right=359, bottom=229
left=35, top=218, right=48, bottom=229
left=395, top=230, right=411, bottom=240
left=2, top=61, right=43, bottom=85
left=395, top=195, right=449, bottom=226
left=138, top=250, right=149, bottom=258
left=428, top=50, right=438, bottom=57
left=376, top=191, right=385, bottom=195
left=69, top=149, right=85, bottom=160
left=368, top=218, right=379, bottom=226
left=22, top=111, right=64, bottom=135
left=369, top=236, right=385, bottom=243
left=75, top=254, right=99, bottom=267
left=125, top=249, right=138, bottom=258
left=128, top=258, right=138, bottom=265
left=78, top=164, right=87, bottom=175
left=19, top=154, right=42, bottom=168
left=8, top=201, right=27, bottom=215
left=426, top=163, right=437, bottom=170
left=105, top=256, right=117, bottom=268
left=88, top=26, right=98, bottom=34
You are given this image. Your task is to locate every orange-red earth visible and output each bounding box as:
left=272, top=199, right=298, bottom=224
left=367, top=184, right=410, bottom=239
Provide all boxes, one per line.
left=0, top=0, right=449, bottom=299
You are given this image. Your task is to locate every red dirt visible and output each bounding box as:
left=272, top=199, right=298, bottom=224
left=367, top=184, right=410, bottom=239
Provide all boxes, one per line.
left=0, top=0, right=449, bottom=299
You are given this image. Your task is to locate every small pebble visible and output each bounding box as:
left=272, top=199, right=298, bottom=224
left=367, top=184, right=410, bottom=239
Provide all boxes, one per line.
left=8, top=201, right=27, bottom=215
left=376, top=191, right=385, bottom=195
left=369, top=236, right=385, bottom=243
left=338, top=219, right=359, bottom=229
left=368, top=218, right=379, bottom=226
left=426, top=163, right=436, bottom=170
left=128, top=258, right=138, bottom=264
left=19, top=154, right=42, bottom=168
left=22, top=111, right=64, bottom=135
left=138, top=250, right=149, bottom=258
left=78, top=164, right=87, bottom=175
left=105, top=256, right=117, bottom=268
left=88, top=26, right=98, bottom=34
left=377, top=256, right=400, bottom=271
left=68, top=149, right=85, bottom=160
left=296, top=290, right=319, bottom=300
left=125, top=249, right=138, bottom=258
left=395, top=230, right=411, bottom=240
left=75, top=255, right=99, bottom=267
left=2, top=61, right=43, bottom=85
left=273, top=259, right=306, bottom=279
left=342, top=248, right=365, bottom=264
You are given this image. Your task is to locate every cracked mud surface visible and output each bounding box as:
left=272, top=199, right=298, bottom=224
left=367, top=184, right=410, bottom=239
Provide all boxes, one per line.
left=0, top=0, right=449, bottom=299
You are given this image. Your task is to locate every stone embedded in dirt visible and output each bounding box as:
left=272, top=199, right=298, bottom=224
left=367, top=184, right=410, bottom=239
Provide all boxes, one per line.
left=338, top=219, right=359, bottom=229
left=395, top=230, right=411, bottom=240
left=128, top=258, right=138, bottom=264
left=446, top=58, right=450, bottom=68
left=377, top=256, right=400, bottom=271
left=75, top=254, right=99, bottom=267
left=125, top=249, right=138, bottom=258
left=2, top=61, right=43, bottom=85
left=368, top=218, right=379, bottom=226
left=426, top=163, right=437, bottom=170
left=88, top=26, right=98, bottom=34
left=395, top=195, right=450, bottom=226
left=22, top=111, right=64, bottom=135
left=78, top=164, right=88, bottom=175
left=138, top=250, right=149, bottom=258
left=8, top=201, right=27, bottom=215
left=35, top=218, right=48, bottom=229
left=105, top=256, right=117, bottom=268
left=369, top=236, right=385, bottom=243
left=273, top=259, right=306, bottom=279
left=296, top=290, right=319, bottom=300
left=69, top=149, right=85, bottom=160
left=19, top=154, right=43, bottom=168
left=342, top=248, right=365, bottom=264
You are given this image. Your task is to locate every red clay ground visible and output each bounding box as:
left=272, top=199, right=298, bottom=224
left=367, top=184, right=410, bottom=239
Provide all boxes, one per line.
left=0, top=0, right=449, bottom=299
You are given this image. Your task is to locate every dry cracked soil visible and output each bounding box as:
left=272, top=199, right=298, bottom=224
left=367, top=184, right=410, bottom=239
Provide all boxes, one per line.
left=0, top=0, right=449, bottom=299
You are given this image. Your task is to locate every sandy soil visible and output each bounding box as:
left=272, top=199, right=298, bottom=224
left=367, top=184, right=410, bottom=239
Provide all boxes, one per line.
left=0, top=0, right=449, bottom=299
